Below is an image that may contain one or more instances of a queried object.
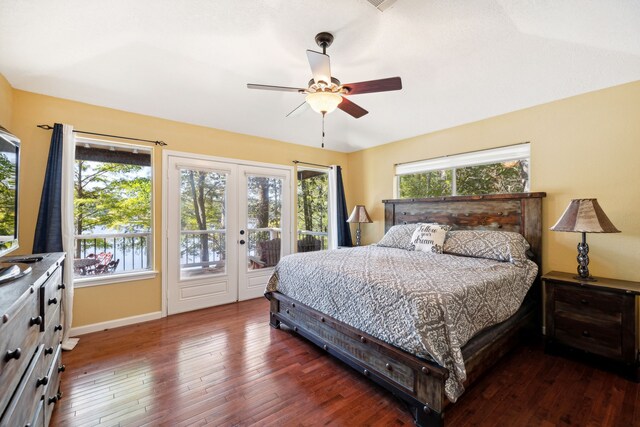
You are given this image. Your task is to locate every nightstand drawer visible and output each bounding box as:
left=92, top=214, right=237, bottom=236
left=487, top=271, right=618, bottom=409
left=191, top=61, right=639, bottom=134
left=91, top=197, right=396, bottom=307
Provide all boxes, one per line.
left=554, top=285, right=624, bottom=316
left=555, top=313, right=622, bottom=358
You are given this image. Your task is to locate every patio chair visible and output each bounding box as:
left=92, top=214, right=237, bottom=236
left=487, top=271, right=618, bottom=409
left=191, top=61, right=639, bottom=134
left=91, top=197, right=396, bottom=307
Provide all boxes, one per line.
left=105, top=259, right=120, bottom=273
left=249, top=238, right=281, bottom=269
left=297, top=235, right=322, bottom=253
left=92, top=252, right=113, bottom=274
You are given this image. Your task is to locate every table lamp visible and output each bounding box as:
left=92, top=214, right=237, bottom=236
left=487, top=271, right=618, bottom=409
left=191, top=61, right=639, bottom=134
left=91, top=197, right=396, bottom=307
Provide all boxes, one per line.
left=347, top=205, right=372, bottom=246
left=550, top=198, right=620, bottom=281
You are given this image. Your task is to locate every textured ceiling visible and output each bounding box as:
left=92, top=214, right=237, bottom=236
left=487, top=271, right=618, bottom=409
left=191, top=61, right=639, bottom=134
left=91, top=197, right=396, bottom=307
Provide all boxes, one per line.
left=1, top=0, right=639, bottom=152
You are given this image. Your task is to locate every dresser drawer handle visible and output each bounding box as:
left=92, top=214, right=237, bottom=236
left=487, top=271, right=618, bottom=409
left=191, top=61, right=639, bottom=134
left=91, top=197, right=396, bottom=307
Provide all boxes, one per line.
left=5, top=348, right=21, bottom=361
left=58, top=283, right=66, bottom=290
left=48, top=297, right=58, bottom=306
left=54, top=324, right=63, bottom=332
left=582, top=330, right=590, bottom=337
left=36, top=376, right=49, bottom=387
left=47, top=395, right=58, bottom=405
left=30, top=316, right=42, bottom=327
left=58, top=364, right=66, bottom=373
left=44, top=347, right=54, bottom=355
left=580, top=299, right=588, bottom=305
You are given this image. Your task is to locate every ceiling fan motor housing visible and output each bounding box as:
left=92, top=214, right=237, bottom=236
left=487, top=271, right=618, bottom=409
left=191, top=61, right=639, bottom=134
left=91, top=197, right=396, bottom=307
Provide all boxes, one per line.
left=315, top=32, right=334, bottom=53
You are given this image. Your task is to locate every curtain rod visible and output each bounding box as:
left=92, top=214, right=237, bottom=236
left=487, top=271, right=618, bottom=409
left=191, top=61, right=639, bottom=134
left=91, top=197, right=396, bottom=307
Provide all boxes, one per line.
left=292, top=160, right=333, bottom=169
left=37, top=124, right=168, bottom=146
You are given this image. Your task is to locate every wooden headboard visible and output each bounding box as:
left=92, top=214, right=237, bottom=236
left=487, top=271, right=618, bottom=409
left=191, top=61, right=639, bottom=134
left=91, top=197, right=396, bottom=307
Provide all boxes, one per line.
left=383, top=192, right=546, bottom=267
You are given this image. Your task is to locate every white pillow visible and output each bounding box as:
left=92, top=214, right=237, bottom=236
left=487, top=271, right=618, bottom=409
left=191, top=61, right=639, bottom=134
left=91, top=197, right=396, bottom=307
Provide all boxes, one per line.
left=411, top=223, right=451, bottom=254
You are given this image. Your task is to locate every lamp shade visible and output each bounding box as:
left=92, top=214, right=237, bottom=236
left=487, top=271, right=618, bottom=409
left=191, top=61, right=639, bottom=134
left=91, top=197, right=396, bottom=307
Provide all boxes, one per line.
left=347, top=205, right=372, bottom=224
left=550, top=198, right=620, bottom=233
left=305, top=91, right=342, bottom=114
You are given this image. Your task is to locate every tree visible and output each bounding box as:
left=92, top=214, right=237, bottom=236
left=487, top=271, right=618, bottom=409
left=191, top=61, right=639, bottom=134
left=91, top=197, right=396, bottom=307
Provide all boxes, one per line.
left=0, top=153, right=16, bottom=238
left=74, top=159, right=151, bottom=258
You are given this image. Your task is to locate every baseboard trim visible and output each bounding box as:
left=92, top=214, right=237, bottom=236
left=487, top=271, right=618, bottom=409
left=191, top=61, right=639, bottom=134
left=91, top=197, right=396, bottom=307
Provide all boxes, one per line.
left=70, top=311, right=162, bottom=337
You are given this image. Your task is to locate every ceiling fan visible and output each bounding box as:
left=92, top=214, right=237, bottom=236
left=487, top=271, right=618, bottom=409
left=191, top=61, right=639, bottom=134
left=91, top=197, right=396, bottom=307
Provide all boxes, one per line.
left=247, top=32, right=402, bottom=120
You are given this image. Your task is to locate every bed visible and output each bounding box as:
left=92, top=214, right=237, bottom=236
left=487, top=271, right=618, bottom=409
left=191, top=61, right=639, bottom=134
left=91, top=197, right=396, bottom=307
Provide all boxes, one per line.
left=265, top=192, right=545, bottom=426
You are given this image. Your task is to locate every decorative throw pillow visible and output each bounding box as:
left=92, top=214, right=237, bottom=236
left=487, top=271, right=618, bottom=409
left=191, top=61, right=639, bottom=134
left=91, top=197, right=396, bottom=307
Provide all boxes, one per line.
left=443, top=230, right=531, bottom=265
left=377, top=224, right=421, bottom=250
left=411, top=223, right=451, bottom=254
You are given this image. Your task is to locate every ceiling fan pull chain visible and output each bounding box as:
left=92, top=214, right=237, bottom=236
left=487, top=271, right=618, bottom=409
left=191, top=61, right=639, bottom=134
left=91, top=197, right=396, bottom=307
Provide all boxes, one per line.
left=321, top=112, right=325, bottom=148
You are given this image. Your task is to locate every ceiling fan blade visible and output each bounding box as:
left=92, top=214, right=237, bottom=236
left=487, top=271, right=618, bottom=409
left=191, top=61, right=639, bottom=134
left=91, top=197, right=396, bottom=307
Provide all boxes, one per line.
left=286, top=101, right=309, bottom=117
left=338, top=97, right=368, bottom=119
left=247, top=83, right=306, bottom=93
left=306, top=50, right=331, bottom=85
left=342, top=77, right=402, bottom=95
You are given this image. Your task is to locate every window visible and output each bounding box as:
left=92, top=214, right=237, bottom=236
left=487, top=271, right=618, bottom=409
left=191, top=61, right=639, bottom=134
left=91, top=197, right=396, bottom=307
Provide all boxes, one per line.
left=396, top=144, right=530, bottom=198
left=297, top=168, right=329, bottom=252
left=73, top=138, right=153, bottom=279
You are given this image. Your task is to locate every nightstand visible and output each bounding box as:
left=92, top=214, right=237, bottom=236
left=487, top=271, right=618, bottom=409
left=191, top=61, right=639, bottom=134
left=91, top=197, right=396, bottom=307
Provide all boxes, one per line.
left=543, top=271, right=640, bottom=381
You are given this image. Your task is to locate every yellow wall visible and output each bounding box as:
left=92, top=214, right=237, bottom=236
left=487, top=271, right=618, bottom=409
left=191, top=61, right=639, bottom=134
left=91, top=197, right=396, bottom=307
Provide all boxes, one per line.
left=347, top=80, right=640, bottom=282
left=5, top=73, right=640, bottom=328
left=10, top=89, right=348, bottom=327
left=0, top=74, right=12, bottom=128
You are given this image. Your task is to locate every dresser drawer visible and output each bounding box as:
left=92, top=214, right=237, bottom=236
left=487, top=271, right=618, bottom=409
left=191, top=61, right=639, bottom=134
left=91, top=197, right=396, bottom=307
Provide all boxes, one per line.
left=0, top=345, right=47, bottom=427
left=0, top=291, right=42, bottom=412
left=555, top=312, right=622, bottom=359
left=42, top=305, right=62, bottom=369
left=27, top=399, right=45, bottom=427
left=554, top=285, right=624, bottom=316
left=43, top=346, right=63, bottom=427
left=40, top=268, right=63, bottom=329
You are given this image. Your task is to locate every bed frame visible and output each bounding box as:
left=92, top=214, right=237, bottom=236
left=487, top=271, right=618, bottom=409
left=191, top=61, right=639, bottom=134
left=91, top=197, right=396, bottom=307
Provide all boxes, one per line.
left=266, top=192, right=546, bottom=426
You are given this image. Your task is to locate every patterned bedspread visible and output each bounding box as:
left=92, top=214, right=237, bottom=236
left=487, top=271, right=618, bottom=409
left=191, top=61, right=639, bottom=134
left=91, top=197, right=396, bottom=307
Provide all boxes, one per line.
left=266, top=246, right=538, bottom=402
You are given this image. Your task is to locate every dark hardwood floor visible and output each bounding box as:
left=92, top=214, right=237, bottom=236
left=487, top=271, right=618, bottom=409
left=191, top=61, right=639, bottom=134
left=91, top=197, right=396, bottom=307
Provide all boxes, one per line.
left=52, top=298, right=639, bottom=426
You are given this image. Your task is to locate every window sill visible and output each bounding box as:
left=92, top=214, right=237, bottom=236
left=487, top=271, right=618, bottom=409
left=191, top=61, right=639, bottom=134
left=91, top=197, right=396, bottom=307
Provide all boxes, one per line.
left=74, top=270, right=159, bottom=288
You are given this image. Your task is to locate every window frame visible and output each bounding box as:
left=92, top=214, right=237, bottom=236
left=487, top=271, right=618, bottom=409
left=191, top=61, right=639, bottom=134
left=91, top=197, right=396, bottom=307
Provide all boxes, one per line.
left=73, top=137, right=157, bottom=287
left=395, top=143, right=531, bottom=198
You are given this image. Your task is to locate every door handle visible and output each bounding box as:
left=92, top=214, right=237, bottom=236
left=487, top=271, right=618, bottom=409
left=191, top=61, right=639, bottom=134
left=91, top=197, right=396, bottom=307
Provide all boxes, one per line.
left=240, top=240, right=246, bottom=245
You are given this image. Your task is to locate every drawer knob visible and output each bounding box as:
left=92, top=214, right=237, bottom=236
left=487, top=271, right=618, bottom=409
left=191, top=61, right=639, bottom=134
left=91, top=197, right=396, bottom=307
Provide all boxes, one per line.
left=582, top=330, right=590, bottom=337
left=36, top=376, right=49, bottom=387
left=5, top=348, right=21, bottom=361
left=320, top=317, right=325, bottom=322
left=363, top=369, right=370, bottom=376
left=54, top=324, right=63, bottom=332
left=422, top=366, right=430, bottom=375
left=285, top=309, right=290, bottom=314
left=580, top=299, right=588, bottom=305
left=385, top=363, right=393, bottom=371
left=45, top=347, right=54, bottom=355
left=58, top=364, right=66, bottom=373
left=360, top=336, right=367, bottom=344
left=293, top=326, right=298, bottom=332
left=48, top=297, right=58, bottom=306
left=58, top=283, right=66, bottom=290
left=323, top=344, right=328, bottom=351
left=47, top=395, right=58, bottom=405
left=30, top=316, right=42, bottom=327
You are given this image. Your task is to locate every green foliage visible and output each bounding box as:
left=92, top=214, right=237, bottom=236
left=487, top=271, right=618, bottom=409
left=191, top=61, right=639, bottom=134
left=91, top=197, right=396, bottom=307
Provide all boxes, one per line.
left=0, top=153, right=16, bottom=237
left=456, top=160, right=528, bottom=195
left=297, top=172, right=328, bottom=234
left=398, top=170, right=452, bottom=198
left=74, top=160, right=151, bottom=235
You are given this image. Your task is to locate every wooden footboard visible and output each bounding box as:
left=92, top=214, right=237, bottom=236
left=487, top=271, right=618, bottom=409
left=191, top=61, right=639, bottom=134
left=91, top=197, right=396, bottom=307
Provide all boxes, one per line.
left=268, top=291, right=448, bottom=426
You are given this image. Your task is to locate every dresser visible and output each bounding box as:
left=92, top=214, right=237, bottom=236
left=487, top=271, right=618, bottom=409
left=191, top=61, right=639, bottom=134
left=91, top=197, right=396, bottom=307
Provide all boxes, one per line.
left=0, top=253, right=66, bottom=427
left=543, top=271, right=640, bottom=380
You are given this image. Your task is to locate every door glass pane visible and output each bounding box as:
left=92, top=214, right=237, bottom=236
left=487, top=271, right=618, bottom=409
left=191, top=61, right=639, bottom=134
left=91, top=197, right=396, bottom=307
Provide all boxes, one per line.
left=297, top=169, right=328, bottom=252
left=179, top=168, right=227, bottom=279
left=246, top=175, right=283, bottom=270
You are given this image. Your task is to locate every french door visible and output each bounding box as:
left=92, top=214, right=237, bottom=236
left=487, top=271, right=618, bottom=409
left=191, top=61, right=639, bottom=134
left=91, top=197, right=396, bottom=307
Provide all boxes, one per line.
left=165, top=154, right=291, bottom=315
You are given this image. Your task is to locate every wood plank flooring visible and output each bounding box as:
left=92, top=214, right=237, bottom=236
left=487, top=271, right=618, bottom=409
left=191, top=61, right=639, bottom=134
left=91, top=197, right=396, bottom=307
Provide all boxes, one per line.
left=52, top=298, right=639, bottom=426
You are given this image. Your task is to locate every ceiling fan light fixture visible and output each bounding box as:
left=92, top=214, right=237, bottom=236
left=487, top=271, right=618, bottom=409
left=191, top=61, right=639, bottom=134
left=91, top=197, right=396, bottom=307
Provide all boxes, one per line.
left=305, top=91, right=342, bottom=114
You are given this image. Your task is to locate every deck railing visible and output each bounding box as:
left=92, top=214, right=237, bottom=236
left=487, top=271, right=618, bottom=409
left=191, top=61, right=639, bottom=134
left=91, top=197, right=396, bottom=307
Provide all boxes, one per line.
left=74, top=232, right=152, bottom=277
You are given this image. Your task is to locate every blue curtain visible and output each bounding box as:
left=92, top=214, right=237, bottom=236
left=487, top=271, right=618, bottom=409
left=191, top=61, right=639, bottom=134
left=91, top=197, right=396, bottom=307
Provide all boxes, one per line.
left=33, top=123, right=64, bottom=253
left=336, top=166, right=352, bottom=247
